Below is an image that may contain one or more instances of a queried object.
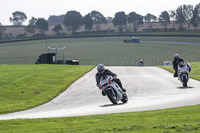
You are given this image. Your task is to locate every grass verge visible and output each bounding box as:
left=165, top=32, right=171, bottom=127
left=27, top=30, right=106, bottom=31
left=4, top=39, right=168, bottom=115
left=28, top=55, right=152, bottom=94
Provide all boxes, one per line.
left=0, top=65, right=94, bottom=114
left=0, top=105, right=200, bottom=133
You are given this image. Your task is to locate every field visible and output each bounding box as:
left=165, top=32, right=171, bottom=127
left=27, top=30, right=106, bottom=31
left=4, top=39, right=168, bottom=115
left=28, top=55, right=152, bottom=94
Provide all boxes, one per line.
left=0, top=36, right=200, bottom=65
left=0, top=65, right=94, bottom=114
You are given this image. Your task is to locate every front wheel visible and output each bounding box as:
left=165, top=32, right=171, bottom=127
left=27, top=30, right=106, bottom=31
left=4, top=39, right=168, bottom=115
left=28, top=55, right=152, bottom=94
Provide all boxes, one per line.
left=183, top=82, right=187, bottom=87
left=182, top=75, right=188, bottom=87
left=121, top=93, right=128, bottom=103
left=105, top=89, right=118, bottom=104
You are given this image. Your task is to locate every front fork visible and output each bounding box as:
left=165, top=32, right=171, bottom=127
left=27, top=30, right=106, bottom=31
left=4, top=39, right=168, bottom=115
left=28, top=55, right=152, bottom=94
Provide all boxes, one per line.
left=179, top=73, right=189, bottom=81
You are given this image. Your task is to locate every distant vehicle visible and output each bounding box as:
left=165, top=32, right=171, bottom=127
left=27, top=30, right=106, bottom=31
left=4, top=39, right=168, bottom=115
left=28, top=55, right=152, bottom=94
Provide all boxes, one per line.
left=124, top=37, right=140, bottom=43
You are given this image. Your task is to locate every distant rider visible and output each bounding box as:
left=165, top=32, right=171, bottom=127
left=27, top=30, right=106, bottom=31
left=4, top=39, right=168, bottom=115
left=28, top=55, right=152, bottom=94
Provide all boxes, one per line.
left=95, top=64, right=126, bottom=96
left=172, top=54, right=191, bottom=77
left=138, top=60, right=144, bottom=66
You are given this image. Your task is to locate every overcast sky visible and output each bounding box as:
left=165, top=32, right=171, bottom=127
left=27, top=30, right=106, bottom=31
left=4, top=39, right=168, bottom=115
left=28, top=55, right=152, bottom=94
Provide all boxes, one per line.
left=0, top=0, right=199, bottom=25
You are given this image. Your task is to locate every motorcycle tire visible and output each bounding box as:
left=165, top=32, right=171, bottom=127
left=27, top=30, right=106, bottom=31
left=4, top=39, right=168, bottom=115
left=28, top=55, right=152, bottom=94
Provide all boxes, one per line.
left=182, top=76, right=188, bottom=87
left=105, top=89, right=118, bottom=104
left=183, top=82, right=187, bottom=87
left=121, top=93, right=128, bottom=103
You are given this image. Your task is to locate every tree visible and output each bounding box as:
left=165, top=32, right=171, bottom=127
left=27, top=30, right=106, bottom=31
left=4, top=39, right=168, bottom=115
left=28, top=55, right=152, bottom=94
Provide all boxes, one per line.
left=48, top=15, right=65, bottom=25
left=158, top=11, right=170, bottom=30
left=190, top=3, right=200, bottom=30
left=128, top=12, right=143, bottom=32
left=63, top=11, right=83, bottom=34
left=0, top=23, right=6, bottom=39
left=175, top=6, right=186, bottom=30
left=107, top=17, right=113, bottom=23
left=9, top=11, right=27, bottom=26
left=195, top=3, right=200, bottom=28
left=113, top=12, right=127, bottom=33
left=144, top=13, right=157, bottom=31
left=182, top=5, right=193, bottom=30
left=190, top=17, right=198, bottom=30
left=36, top=18, right=49, bottom=34
left=24, top=17, right=37, bottom=35
left=84, top=13, right=93, bottom=31
left=52, top=24, right=63, bottom=34
left=169, top=10, right=176, bottom=29
left=91, top=11, right=107, bottom=31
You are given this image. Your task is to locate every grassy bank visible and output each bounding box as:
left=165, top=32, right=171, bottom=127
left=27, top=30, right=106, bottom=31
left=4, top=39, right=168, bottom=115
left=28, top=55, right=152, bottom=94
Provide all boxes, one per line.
left=0, top=65, right=94, bottom=114
left=0, top=105, right=200, bottom=133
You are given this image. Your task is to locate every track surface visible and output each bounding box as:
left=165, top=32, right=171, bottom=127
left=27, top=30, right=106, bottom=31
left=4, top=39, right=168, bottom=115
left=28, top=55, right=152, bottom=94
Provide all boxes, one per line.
left=0, top=67, right=200, bottom=120
left=141, top=41, right=200, bottom=45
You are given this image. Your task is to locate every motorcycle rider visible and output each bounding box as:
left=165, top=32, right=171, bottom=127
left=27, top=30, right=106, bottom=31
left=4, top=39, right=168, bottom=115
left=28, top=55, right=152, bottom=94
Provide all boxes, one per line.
left=95, top=64, right=126, bottom=96
left=138, top=60, right=144, bottom=66
left=172, top=54, right=191, bottom=77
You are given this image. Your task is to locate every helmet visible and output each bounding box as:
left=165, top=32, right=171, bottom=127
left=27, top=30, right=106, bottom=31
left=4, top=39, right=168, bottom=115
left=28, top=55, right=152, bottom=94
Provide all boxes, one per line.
left=174, top=54, right=180, bottom=60
left=97, top=64, right=105, bottom=73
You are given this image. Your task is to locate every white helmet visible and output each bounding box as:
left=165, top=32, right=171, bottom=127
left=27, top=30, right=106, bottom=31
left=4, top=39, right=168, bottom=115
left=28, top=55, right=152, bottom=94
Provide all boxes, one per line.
left=97, top=64, right=105, bottom=73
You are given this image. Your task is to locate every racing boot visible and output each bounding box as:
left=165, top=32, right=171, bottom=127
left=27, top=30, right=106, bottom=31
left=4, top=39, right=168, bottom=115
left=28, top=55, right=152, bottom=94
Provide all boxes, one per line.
left=121, top=88, right=126, bottom=92
left=174, top=73, right=178, bottom=77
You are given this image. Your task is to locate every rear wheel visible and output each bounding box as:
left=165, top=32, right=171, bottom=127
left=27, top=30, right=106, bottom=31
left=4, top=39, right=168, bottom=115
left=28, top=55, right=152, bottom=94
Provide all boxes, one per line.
left=105, top=89, right=118, bottom=104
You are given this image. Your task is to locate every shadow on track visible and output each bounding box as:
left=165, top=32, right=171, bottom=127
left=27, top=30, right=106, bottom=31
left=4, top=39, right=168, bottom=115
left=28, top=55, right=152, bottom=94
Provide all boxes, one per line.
left=99, top=103, right=126, bottom=107
left=177, top=86, right=194, bottom=89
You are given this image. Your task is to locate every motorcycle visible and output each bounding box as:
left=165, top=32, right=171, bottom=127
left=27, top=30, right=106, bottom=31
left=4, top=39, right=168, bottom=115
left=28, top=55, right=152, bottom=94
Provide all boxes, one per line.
left=99, top=75, right=128, bottom=104
left=177, top=61, right=190, bottom=87
left=138, top=62, right=144, bottom=66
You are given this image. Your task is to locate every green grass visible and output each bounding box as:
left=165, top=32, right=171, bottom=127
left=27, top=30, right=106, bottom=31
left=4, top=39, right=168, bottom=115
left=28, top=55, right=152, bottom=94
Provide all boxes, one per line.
left=0, top=105, right=200, bottom=133
left=0, top=65, right=94, bottom=114
left=0, top=36, right=200, bottom=65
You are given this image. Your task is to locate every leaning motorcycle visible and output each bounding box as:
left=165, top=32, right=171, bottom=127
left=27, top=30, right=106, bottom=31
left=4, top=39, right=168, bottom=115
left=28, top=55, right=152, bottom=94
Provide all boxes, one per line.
left=99, top=75, right=128, bottom=104
left=177, top=61, right=190, bottom=87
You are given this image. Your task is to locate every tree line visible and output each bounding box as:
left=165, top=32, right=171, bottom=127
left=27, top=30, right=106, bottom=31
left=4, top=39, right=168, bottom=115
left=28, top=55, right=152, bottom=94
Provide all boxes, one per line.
left=0, top=3, right=200, bottom=39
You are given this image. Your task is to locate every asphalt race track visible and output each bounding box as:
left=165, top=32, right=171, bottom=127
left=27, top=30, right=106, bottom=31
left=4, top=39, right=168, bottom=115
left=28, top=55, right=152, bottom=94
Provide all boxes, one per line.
left=1, top=67, right=200, bottom=120
left=141, top=41, right=200, bottom=45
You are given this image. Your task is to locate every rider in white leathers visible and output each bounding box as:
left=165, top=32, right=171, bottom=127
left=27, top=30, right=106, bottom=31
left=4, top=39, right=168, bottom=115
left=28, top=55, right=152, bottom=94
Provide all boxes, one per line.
left=95, top=64, right=126, bottom=96
left=172, top=54, right=191, bottom=77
